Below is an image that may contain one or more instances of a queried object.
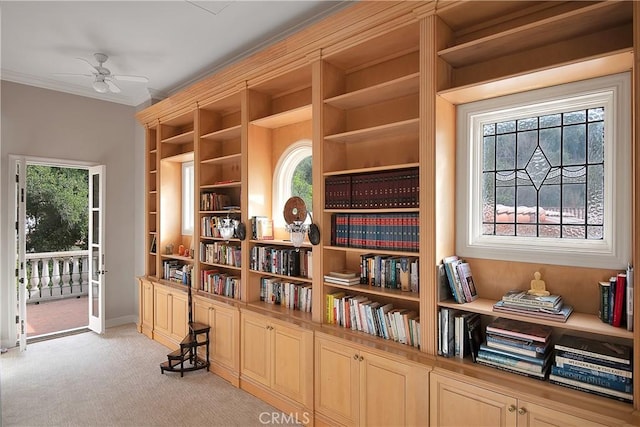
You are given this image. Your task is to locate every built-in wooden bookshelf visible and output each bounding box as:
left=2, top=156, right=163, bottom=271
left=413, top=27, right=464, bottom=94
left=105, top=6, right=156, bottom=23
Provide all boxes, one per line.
left=136, top=1, right=640, bottom=423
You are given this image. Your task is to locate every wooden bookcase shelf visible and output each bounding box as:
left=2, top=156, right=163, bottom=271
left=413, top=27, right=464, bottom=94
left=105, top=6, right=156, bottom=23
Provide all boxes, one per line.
left=200, top=124, right=241, bottom=141
left=439, top=298, right=634, bottom=340
left=137, top=1, right=640, bottom=422
left=250, top=105, right=312, bottom=129
left=324, top=73, right=419, bottom=110
left=324, top=118, right=419, bottom=144
left=438, top=2, right=632, bottom=69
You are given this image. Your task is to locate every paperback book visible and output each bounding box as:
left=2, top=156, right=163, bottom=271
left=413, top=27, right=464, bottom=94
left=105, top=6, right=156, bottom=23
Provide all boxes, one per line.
left=485, top=318, right=553, bottom=344
left=492, top=300, right=573, bottom=323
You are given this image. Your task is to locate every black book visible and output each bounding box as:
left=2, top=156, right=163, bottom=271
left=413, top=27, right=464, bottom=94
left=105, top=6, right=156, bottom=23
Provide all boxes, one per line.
left=465, top=313, right=483, bottom=362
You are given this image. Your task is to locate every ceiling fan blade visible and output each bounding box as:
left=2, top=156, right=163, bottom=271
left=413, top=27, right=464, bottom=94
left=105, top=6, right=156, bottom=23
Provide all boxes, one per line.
left=76, top=57, right=98, bottom=73
left=105, top=79, right=121, bottom=93
left=112, top=74, right=149, bottom=83
left=52, top=73, right=93, bottom=78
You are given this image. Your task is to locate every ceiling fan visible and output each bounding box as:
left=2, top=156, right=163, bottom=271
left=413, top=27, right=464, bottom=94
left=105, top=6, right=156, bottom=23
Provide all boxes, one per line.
left=55, top=53, right=149, bottom=94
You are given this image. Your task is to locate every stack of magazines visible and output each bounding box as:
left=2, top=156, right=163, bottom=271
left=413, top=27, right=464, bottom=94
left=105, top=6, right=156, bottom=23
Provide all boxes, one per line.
left=549, top=334, right=633, bottom=402
left=493, top=290, right=573, bottom=322
left=476, top=318, right=553, bottom=380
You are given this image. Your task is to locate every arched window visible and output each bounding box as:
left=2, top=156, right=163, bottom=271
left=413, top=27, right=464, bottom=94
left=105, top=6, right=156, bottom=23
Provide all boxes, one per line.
left=273, top=139, right=312, bottom=228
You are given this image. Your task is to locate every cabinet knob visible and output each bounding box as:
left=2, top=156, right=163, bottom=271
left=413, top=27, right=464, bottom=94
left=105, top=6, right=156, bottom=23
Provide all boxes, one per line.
left=358, top=356, right=364, bottom=361
left=518, top=407, right=527, bottom=415
left=353, top=354, right=359, bottom=360
left=508, top=405, right=516, bottom=413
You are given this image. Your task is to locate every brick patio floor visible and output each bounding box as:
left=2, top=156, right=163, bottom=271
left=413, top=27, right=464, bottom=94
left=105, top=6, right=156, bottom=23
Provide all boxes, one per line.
left=26, top=296, right=88, bottom=337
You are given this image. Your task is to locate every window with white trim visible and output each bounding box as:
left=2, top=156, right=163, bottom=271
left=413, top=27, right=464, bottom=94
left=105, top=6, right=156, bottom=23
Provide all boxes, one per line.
left=182, top=161, right=194, bottom=235
left=273, top=140, right=312, bottom=228
left=456, top=73, right=631, bottom=269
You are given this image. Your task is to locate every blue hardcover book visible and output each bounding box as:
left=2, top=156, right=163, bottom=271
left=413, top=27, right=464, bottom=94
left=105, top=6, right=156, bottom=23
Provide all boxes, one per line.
left=555, top=351, right=632, bottom=377
left=550, top=362, right=632, bottom=385
left=479, top=343, right=548, bottom=366
left=555, top=334, right=632, bottom=365
left=477, top=348, right=551, bottom=374
left=486, top=334, right=549, bottom=358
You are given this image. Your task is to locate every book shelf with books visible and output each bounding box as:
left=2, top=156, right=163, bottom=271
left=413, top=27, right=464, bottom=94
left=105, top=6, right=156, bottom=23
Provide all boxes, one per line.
left=146, top=125, right=159, bottom=279
left=427, top=1, right=638, bottom=417
left=195, top=92, right=244, bottom=302
left=244, top=64, right=315, bottom=322
left=320, top=22, right=423, bottom=350
left=156, top=110, right=196, bottom=290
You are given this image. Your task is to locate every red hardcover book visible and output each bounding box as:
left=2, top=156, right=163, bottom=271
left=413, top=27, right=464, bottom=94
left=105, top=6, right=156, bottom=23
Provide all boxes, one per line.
left=612, top=273, right=627, bottom=327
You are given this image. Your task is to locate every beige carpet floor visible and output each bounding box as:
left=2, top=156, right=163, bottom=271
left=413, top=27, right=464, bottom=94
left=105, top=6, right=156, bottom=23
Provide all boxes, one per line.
left=1, top=324, right=299, bottom=427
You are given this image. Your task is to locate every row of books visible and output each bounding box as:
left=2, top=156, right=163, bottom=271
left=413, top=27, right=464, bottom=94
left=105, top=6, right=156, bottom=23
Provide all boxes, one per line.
left=200, top=192, right=232, bottom=211
left=200, top=242, right=241, bottom=267
left=326, top=291, right=421, bottom=348
left=163, top=261, right=192, bottom=285
left=200, top=270, right=241, bottom=299
left=550, top=334, right=633, bottom=403
left=250, top=216, right=274, bottom=240
left=493, top=290, right=573, bottom=323
left=250, top=246, right=312, bottom=279
left=598, top=264, right=634, bottom=330
left=359, top=254, right=419, bottom=292
left=438, top=308, right=482, bottom=359
left=260, top=277, right=312, bottom=312
left=201, top=216, right=240, bottom=239
left=442, top=256, right=478, bottom=303
left=330, top=213, right=419, bottom=252
left=325, top=167, right=419, bottom=209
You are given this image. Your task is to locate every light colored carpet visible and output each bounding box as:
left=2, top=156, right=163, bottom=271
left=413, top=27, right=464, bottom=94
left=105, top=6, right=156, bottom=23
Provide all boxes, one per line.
left=1, top=324, right=299, bottom=427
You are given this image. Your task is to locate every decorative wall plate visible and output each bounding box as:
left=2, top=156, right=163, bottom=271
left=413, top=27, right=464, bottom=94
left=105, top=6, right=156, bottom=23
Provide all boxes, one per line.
left=283, top=196, right=307, bottom=225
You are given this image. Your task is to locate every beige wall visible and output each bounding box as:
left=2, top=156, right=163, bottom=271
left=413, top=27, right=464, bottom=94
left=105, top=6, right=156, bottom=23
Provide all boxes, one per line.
left=0, top=81, right=144, bottom=347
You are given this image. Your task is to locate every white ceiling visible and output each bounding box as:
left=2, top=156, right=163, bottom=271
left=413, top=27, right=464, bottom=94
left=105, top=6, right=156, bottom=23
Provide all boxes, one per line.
left=0, top=1, right=351, bottom=107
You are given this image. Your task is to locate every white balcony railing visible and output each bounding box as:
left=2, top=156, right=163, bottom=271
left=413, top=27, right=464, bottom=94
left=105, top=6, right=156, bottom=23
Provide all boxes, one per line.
left=25, top=250, right=91, bottom=303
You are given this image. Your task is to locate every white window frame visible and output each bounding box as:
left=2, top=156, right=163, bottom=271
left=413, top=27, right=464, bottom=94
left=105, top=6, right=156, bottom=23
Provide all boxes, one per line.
left=456, top=73, right=631, bottom=269
left=182, top=161, right=194, bottom=235
left=273, top=139, right=312, bottom=228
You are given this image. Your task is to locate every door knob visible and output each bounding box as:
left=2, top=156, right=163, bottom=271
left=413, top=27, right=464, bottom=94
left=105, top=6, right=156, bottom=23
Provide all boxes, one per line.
left=508, top=405, right=516, bottom=413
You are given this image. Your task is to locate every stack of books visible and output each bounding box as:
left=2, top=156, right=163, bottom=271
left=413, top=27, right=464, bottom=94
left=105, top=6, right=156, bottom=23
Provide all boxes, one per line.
left=493, top=290, right=573, bottom=322
left=549, top=335, right=633, bottom=403
left=323, top=270, right=361, bottom=286
left=476, top=318, right=553, bottom=380
left=442, top=256, right=478, bottom=304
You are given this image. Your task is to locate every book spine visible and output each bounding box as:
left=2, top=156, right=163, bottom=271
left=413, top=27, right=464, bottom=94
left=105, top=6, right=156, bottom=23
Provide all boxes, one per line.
left=475, top=359, right=546, bottom=380
left=599, top=281, right=610, bottom=323
left=612, top=273, right=626, bottom=327
left=554, top=354, right=632, bottom=378
left=626, top=264, right=634, bottom=332
left=477, top=349, right=547, bottom=373
left=549, top=375, right=633, bottom=403
left=551, top=363, right=632, bottom=385
left=479, top=343, right=547, bottom=365
left=550, top=365, right=632, bottom=394
left=553, top=345, right=631, bottom=366
left=486, top=334, right=547, bottom=355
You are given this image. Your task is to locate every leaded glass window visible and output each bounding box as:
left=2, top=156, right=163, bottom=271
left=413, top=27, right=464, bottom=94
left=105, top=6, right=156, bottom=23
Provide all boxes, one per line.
left=482, top=108, right=605, bottom=240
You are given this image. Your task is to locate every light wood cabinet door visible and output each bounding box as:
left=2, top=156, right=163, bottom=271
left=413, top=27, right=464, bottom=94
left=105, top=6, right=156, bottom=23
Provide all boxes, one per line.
left=241, top=311, right=313, bottom=406
left=518, top=401, right=608, bottom=427
left=153, top=285, right=171, bottom=336
left=271, top=320, right=313, bottom=406
left=360, top=351, right=429, bottom=427
left=211, top=304, right=239, bottom=372
left=315, top=336, right=360, bottom=426
left=169, top=290, right=188, bottom=341
left=139, top=279, right=154, bottom=338
left=241, top=313, right=271, bottom=387
left=430, top=372, right=517, bottom=427
left=316, top=334, right=430, bottom=427
left=193, top=297, right=240, bottom=374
